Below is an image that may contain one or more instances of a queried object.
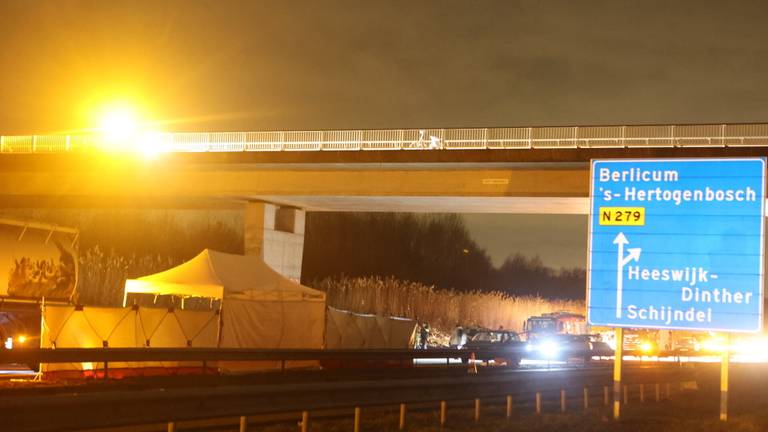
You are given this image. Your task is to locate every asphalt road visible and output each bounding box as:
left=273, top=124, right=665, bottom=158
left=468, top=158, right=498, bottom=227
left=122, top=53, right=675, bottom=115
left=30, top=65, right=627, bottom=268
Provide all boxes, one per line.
left=1, top=360, right=706, bottom=432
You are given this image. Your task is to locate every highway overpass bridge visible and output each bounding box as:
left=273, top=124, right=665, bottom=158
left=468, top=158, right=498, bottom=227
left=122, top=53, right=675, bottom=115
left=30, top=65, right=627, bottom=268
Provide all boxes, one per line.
left=2, top=122, right=767, bottom=278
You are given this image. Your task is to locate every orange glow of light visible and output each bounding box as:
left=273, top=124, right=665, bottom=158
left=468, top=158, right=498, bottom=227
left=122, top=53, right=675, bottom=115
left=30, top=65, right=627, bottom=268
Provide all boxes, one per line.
left=99, top=106, right=140, bottom=140
left=92, top=101, right=169, bottom=159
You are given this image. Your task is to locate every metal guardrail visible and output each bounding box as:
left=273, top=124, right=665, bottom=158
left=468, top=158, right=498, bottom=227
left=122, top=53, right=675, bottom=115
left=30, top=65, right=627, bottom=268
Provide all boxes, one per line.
left=2, top=123, right=768, bottom=153
left=0, top=347, right=698, bottom=365
left=0, top=347, right=503, bottom=366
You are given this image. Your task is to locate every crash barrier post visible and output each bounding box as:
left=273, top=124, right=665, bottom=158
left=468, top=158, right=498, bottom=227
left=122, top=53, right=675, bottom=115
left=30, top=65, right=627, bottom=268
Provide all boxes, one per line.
left=474, top=398, right=481, bottom=422
left=583, top=387, right=589, bottom=409
left=399, top=404, right=406, bottom=430
left=300, top=411, right=309, bottom=432
left=535, top=392, right=542, bottom=415
left=640, top=384, right=645, bottom=403
left=655, top=383, right=660, bottom=402
left=506, top=395, right=513, bottom=418
left=239, top=416, right=247, bottom=432
left=560, top=389, right=566, bottom=412
left=603, top=385, right=609, bottom=406
left=353, top=407, right=361, bottom=432
left=167, top=422, right=176, bottom=432
left=439, top=401, right=447, bottom=427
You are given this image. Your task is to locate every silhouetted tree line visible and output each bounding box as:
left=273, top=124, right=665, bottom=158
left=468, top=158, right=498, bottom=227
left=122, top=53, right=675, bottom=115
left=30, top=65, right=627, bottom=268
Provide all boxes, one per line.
left=495, top=253, right=585, bottom=299
left=303, top=213, right=585, bottom=300
left=74, top=210, right=243, bottom=259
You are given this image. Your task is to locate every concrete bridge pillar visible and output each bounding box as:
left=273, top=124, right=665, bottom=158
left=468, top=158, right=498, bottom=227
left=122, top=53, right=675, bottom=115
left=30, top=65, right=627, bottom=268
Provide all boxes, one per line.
left=244, top=201, right=305, bottom=281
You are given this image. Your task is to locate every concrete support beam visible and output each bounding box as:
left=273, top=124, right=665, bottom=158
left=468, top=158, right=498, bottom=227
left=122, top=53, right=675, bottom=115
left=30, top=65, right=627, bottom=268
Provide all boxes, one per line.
left=244, top=202, right=305, bottom=280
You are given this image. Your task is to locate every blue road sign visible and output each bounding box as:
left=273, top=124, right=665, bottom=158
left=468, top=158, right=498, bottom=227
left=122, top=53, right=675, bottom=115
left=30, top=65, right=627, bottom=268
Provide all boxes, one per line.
left=587, top=158, right=766, bottom=332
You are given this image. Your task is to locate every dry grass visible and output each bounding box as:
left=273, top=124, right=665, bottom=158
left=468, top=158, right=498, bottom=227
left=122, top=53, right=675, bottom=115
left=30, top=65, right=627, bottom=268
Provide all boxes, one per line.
left=76, top=246, right=178, bottom=306
left=315, top=276, right=584, bottom=333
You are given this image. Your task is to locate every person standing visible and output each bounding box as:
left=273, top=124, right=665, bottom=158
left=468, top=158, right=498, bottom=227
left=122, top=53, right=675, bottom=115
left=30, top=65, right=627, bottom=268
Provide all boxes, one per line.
left=450, top=324, right=465, bottom=348
left=419, top=322, right=430, bottom=349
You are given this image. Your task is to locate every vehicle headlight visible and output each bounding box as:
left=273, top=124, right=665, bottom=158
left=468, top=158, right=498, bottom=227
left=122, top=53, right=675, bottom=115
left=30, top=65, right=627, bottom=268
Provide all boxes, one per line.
left=640, top=341, right=653, bottom=353
left=537, top=340, right=559, bottom=358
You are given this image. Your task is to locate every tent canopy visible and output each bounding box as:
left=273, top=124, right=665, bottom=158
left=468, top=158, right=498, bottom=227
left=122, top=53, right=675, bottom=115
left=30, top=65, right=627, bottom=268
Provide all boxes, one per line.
left=124, top=249, right=324, bottom=302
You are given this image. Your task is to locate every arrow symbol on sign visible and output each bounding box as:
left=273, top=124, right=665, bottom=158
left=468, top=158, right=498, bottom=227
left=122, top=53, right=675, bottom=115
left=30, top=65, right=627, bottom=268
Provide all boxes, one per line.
left=614, top=232, right=641, bottom=319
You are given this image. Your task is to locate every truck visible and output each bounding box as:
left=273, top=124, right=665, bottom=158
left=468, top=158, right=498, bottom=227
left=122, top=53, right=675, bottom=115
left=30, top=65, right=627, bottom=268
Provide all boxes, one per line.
left=523, top=311, right=589, bottom=341
left=523, top=311, right=615, bottom=360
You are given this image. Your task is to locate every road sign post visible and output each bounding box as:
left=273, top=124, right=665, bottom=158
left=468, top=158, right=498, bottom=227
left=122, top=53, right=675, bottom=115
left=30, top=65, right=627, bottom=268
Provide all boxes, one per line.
left=613, top=327, right=624, bottom=420
left=588, top=158, right=765, bottom=421
left=720, top=333, right=731, bottom=421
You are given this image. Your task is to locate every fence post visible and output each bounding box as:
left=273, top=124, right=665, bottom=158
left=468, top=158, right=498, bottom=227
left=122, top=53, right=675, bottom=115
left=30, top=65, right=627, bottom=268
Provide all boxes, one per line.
left=239, top=416, right=247, bottom=432
left=506, top=395, right=513, bottom=419
left=440, top=401, right=447, bottom=427
left=167, top=422, right=176, bottom=432
left=399, top=403, right=406, bottom=430
left=623, top=385, right=628, bottom=405
left=535, top=392, right=542, bottom=415
left=300, top=411, right=309, bottom=432
left=474, top=398, right=481, bottom=422
left=560, top=389, right=566, bottom=412
left=354, top=407, right=361, bottom=432
left=603, top=385, right=609, bottom=406
left=583, top=387, right=589, bottom=410
left=666, top=383, right=671, bottom=399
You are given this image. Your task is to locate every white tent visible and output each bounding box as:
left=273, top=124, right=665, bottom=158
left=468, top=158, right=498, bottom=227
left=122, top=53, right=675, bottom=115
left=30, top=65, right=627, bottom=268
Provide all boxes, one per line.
left=41, top=304, right=220, bottom=377
left=41, top=250, right=326, bottom=376
left=124, top=249, right=323, bottom=304
left=125, top=249, right=326, bottom=371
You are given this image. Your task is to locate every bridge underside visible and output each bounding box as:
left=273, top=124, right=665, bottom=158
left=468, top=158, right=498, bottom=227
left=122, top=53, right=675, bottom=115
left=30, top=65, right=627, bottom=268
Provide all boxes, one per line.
left=1, top=145, right=767, bottom=214
left=0, top=194, right=589, bottom=214
left=0, top=161, right=589, bottom=213
left=249, top=196, right=589, bottom=214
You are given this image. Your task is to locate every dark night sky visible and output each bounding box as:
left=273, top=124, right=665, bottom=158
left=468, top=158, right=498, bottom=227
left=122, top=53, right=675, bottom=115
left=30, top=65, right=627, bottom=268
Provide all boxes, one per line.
left=1, top=1, right=767, bottom=267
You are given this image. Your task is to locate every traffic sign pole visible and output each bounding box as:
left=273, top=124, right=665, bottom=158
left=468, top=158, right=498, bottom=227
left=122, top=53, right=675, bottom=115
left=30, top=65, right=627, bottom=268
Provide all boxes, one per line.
left=720, top=333, right=731, bottom=421
left=613, top=327, right=624, bottom=420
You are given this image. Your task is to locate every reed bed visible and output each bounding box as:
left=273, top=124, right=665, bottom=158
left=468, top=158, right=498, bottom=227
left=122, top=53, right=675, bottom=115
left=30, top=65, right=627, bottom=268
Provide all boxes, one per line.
left=315, top=276, right=584, bottom=333
left=76, top=246, right=178, bottom=306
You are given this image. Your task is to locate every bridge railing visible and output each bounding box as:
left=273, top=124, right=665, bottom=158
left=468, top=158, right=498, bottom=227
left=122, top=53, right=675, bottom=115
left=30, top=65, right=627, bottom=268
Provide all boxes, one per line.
left=2, top=123, right=768, bottom=153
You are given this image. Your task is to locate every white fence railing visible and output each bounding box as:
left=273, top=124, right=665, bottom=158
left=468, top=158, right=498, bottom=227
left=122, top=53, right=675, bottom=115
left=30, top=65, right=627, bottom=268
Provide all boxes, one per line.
left=1, top=123, right=768, bottom=153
